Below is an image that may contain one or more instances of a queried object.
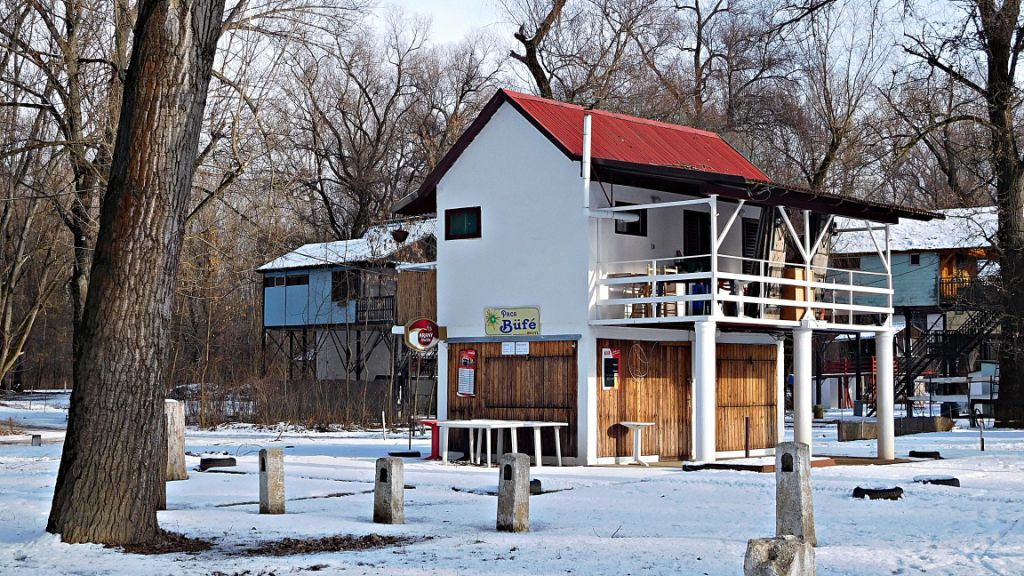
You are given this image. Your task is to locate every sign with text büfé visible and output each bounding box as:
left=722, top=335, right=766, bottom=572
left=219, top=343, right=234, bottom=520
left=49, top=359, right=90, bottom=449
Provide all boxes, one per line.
left=484, top=307, right=541, bottom=336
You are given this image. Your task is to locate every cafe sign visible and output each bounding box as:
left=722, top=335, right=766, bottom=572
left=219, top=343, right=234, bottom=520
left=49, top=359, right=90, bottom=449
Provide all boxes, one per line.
left=484, top=307, right=541, bottom=336
left=404, top=317, right=440, bottom=351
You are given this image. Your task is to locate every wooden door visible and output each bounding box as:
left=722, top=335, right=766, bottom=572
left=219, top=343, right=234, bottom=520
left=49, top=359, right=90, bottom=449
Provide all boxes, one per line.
left=597, top=340, right=692, bottom=460
left=716, top=344, right=778, bottom=452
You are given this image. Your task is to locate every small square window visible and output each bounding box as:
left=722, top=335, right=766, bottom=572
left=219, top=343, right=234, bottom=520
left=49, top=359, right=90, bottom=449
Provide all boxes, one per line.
left=614, top=202, right=647, bottom=236
left=332, top=270, right=360, bottom=302
left=910, top=254, right=921, bottom=266
left=445, top=207, right=481, bottom=240
left=285, top=274, right=309, bottom=286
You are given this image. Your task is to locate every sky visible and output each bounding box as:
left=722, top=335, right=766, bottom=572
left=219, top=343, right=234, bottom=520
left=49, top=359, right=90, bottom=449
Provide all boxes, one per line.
left=383, top=0, right=510, bottom=44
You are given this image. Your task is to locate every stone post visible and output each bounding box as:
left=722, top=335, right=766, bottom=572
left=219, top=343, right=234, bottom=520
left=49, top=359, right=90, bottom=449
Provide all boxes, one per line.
left=165, top=399, right=188, bottom=481
left=744, top=535, right=815, bottom=576
left=373, top=457, right=405, bottom=524
left=496, top=453, right=529, bottom=532
left=259, top=448, right=285, bottom=514
left=776, top=442, right=815, bottom=546
left=31, top=434, right=41, bottom=446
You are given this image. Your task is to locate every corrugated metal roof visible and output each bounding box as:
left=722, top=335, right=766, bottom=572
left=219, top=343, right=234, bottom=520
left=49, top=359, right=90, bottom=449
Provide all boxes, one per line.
left=393, top=89, right=939, bottom=223
left=504, top=90, right=768, bottom=181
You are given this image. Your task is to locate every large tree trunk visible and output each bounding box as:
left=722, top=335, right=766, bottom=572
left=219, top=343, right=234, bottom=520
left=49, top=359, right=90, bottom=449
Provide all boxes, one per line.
left=978, top=0, right=1024, bottom=427
left=48, top=0, right=225, bottom=545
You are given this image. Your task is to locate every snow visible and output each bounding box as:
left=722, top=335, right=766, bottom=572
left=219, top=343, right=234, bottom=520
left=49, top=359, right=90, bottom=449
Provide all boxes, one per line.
left=3, top=393, right=1024, bottom=575
left=257, top=219, right=436, bottom=271
left=833, top=206, right=997, bottom=255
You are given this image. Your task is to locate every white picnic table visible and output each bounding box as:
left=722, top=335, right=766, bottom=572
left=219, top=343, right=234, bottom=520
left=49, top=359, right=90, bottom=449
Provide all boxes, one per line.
left=436, top=419, right=568, bottom=468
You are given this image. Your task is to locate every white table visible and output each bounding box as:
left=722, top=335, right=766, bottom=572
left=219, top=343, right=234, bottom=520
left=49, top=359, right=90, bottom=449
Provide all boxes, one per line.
left=437, top=419, right=567, bottom=467
left=619, top=421, right=656, bottom=466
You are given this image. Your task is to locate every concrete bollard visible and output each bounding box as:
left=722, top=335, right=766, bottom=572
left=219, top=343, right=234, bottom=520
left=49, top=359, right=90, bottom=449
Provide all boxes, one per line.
left=496, top=453, right=530, bottom=533
left=776, top=442, right=816, bottom=546
left=373, top=457, right=405, bottom=524
left=744, top=535, right=815, bottom=576
left=165, top=400, right=188, bottom=481
left=31, top=434, right=41, bottom=446
left=259, top=448, right=285, bottom=514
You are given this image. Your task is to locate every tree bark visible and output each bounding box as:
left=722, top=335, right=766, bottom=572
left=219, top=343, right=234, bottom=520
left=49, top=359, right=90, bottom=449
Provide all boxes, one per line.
left=976, top=0, right=1024, bottom=427
left=48, top=0, right=225, bottom=545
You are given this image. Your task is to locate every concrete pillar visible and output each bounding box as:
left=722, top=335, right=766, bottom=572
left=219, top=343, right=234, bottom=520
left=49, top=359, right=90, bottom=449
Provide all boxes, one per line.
left=875, top=329, right=895, bottom=461
left=259, top=448, right=285, bottom=514
left=776, top=339, right=786, bottom=446
left=694, top=320, right=717, bottom=462
left=165, top=399, right=188, bottom=481
left=496, top=453, right=530, bottom=532
left=373, top=457, right=405, bottom=524
left=578, top=335, right=598, bottom=465
left=776, top=442, right=816, bottom=546
left=793, top=326, right=813, bottom=453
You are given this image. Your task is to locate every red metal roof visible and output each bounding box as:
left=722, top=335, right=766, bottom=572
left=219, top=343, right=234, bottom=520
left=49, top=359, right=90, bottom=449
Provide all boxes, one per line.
left=503, top=90, right=769, bottom=182
left=394, top=89, right=938, bottom=222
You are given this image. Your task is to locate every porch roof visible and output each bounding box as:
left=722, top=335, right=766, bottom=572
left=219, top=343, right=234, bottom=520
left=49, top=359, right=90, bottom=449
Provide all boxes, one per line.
left=394, top=89, right=939, bottom=224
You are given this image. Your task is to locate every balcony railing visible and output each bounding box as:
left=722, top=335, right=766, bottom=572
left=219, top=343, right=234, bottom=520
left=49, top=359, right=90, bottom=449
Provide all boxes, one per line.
left=593, top=253, right=892, bottom=328
left=938, top=276, right=1000, bottom=309
left=356, top=295, right=396, bottom=324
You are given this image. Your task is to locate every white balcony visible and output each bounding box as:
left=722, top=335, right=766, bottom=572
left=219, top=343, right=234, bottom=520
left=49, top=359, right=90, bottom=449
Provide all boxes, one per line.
left=593, top=253, right=893, bottom=332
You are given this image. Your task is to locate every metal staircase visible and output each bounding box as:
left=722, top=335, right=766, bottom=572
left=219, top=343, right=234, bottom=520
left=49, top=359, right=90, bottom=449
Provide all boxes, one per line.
left=895, top=307, right=1000, bottom=400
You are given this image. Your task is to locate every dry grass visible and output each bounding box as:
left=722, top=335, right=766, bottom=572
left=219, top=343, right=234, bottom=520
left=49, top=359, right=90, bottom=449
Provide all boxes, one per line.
left=0, top=417, right=19, bottom=435
left=243, top=533, right=424, bottom=556
left=113, top=530, right=214, bottom=555
left=176, top=378, right=395, bottom=430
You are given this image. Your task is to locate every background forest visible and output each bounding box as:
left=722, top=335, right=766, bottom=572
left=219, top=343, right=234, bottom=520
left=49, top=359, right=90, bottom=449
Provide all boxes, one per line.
left=0, top=0, right=1003, bottom=416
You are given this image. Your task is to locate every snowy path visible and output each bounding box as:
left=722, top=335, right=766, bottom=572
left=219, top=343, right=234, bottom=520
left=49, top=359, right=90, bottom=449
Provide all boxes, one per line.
left=1, top=394, right=1023, bottom=575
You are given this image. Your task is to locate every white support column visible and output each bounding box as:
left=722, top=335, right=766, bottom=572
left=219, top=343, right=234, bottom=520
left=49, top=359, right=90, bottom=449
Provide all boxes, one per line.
left=875, top=328, right=895, bottom=461
left=694, top=320, right=717, bottom=462
left=709, top=196, right=719, bottom=318
left=776, top=338, right=786, bottom=445
left=793, top=325, right=813, bottom=453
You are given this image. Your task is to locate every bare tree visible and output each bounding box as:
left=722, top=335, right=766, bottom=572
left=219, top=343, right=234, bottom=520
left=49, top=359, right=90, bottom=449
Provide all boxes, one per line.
left=48, top=0, right=226, bottom=545
left=285, top=13, right=430, bottom=240
left=901, top=0, right=1024, bottom=426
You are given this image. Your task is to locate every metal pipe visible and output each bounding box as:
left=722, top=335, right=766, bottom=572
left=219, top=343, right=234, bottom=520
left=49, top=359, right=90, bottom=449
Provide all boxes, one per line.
left=583, top=113, right=592, bottom=210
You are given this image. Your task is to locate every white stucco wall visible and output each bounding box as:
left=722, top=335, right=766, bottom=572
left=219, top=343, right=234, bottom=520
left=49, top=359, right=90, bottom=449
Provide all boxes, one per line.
left=435, top=103, right=590, bottom=338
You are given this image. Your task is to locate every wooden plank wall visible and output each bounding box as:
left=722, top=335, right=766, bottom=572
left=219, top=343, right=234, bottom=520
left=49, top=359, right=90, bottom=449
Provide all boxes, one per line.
left=596, top=340, right=692, bottom=460
left=396, top=269, right=436, bottom=324
left=446, top=340, right=578, bottom=457
left=716, top=344, right=778, bottom=452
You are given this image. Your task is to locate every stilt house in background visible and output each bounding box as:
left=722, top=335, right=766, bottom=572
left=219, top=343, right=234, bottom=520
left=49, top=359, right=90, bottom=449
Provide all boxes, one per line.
left=823, top=207, right=999, bottom=413
left=257, top=220, right=435, bottom=388
left=394, top=89, right=937, bottom=464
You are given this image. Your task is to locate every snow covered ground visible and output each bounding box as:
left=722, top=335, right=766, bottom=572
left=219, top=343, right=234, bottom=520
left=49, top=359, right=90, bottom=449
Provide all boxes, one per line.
left=1, top=393, right=1023, bottom=575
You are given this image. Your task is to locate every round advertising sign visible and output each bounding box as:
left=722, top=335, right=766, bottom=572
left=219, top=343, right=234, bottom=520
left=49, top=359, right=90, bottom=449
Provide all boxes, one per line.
left=404, top=318, right=440, bottom=351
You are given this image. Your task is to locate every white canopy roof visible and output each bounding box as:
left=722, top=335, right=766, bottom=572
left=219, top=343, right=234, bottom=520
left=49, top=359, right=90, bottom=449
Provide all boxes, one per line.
left=258, top=219, right=436, bottom=272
